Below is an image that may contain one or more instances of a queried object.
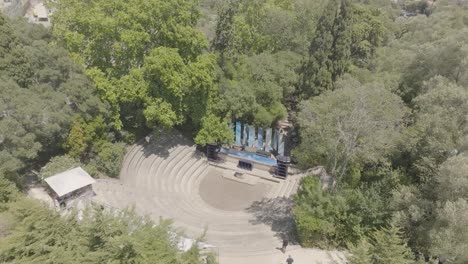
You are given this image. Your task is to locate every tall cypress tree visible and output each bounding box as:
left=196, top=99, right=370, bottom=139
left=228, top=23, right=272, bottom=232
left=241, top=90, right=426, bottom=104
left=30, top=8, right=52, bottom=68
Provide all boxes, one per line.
left=211, top=0, right=239, bottom=66
left=299, top=0, right=352, bottom=98
left=330, top=0, right=352, bottom=82
left=299, top=0, right=337, bottom=97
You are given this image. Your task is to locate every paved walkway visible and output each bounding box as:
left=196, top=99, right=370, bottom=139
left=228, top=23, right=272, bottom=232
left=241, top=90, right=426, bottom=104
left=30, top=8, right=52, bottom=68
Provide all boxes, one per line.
left=91, top=132, right=346, bottom=263
left=221, top=247, right=346, bottom=264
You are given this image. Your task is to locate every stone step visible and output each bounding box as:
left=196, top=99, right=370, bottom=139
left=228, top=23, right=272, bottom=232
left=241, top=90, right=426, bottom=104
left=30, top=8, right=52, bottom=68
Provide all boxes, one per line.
left=144, top=139, right=184, bottom=182
left=186, top=161, right=209, bottom=194
left=284, top=178, right=299, bottom=197
left=291, top=178, right=302, bottom=195
left=272, top=180, right=288, bottom=198
left=121, top=144, right=145, bottom=182
left=147, top=145, right=189, bottom=192
left=157, top=146, right=193, bottom=195
left=279, top=179, right=294, bottom=197
left=173, top=156, right=202, bottom=193
left=141, top=183, right=255, bottom=221
left=168, top=217, right=277, bottom=243
left=165, top=146, right=197, bottom=193
left=149, top=198, right=269, bottom=231
left=104, top=131, right=303, bottom=259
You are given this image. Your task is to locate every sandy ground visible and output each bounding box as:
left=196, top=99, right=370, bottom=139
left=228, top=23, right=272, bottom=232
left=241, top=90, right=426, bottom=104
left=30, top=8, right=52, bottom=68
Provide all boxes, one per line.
left=199, top=169, right=270, bottom=211
left=220, top=247, right=347, bottom=264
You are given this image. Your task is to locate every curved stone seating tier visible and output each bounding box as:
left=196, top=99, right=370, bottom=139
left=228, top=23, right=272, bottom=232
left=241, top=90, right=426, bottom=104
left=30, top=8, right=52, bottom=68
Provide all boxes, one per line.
left=93, top=131, right=305, bottom=258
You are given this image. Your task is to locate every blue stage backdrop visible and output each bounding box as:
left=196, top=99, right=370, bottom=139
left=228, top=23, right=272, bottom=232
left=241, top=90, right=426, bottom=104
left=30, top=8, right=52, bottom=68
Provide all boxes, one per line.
left=235, top=121, right=241, bottom=145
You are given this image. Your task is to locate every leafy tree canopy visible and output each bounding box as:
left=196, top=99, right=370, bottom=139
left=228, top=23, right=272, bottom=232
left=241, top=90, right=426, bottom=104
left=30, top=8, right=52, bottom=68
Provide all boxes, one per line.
left=294, top=81, right=407, bottom=182
left=51, top=0, right=218, bottom=138
left=0, top=14, right=109, bottom=183
left=218, top=51, right=299, bottom=126
left=0, top=198, right=207, bottom=264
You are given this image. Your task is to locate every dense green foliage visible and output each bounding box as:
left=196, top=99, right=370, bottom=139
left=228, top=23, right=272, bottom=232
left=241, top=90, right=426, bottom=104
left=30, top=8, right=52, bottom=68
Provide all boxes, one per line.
left=291, top=1, right=468, bottom=262
left=293, top=82, right=407, bottom=182
left=349, top=223, right=414, bottom=264
left=294, top=176, right=393, bottom=248
left=0, top=198, right=205, bottom=263
left=51, top=0, right=222, bottom=138
left=2, top=0, right=468, bottom=262
left=0, top=15, right=119, bottom=183
left=194, top=114, right=234, bottom=145
left=217, top=51, right=299, bottom=126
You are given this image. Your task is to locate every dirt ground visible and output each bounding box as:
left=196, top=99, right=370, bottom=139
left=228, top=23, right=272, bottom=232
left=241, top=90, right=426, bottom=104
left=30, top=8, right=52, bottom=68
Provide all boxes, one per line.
left=199, top=169, right=270, bottom=211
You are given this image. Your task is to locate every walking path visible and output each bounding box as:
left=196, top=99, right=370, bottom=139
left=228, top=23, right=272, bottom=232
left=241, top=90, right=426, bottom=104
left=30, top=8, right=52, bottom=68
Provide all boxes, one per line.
left=91, top=131, right=346, bottom=263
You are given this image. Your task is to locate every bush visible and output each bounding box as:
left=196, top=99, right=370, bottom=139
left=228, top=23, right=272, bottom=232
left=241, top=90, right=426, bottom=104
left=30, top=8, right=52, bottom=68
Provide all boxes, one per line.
left=95, top=142, right=127, bottom=177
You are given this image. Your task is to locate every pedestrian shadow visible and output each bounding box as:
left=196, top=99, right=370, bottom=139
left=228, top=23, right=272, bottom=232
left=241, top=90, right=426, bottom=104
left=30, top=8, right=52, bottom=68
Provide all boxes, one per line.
left=245, top=196, right=298, bottom=244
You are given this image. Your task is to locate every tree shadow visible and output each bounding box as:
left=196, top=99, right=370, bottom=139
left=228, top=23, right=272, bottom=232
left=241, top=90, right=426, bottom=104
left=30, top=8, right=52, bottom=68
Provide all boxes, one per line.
left=245, top=196, right=298, bottom=244
left=140, top=131, right=193, bottom=159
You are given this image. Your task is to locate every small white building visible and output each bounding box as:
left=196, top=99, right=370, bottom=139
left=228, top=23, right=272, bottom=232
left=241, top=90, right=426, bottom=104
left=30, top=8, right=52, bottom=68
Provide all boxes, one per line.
left=44, top=167, right=96, bottom=208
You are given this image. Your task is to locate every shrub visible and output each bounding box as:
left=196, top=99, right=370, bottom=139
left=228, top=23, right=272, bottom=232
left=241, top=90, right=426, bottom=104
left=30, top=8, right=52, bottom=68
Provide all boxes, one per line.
left=95, top=142, right=126, bottom=177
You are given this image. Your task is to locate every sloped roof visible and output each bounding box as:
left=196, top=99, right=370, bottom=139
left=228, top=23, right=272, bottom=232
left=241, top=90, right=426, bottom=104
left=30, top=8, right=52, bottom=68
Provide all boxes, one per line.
left=44, top=167, right=95, bottom=197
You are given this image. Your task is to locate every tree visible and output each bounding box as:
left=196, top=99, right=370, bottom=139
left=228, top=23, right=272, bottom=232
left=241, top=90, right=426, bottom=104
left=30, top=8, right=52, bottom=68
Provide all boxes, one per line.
left=294, top=176, right=376, bottom=248
left=349, top=5, right=385, bottom=67
left=194, top=114, right=234, bottom=146
left=395, top=12, right=468, bottom=103
left=51, top=0, right=216, bottom=136
left=348, top=238, right=373, bottom=264
left=299, top=0, right=337, bottom=96
left=371, top=223, right=414, bottom=264
left=0, top=199, right=205, bottom=264
left=350, top=223, right=414, bottom=264
left=330, top=0, right=353, bottom=82
left=0, top=14, right=108, bottom=184
left=94, top=142, right=127, bottom=178
left=64, top=118, right=88, bottom=159
left=435, top=155, right=468, bottom=202
left=294, top=82, right=407, bottom=183
left=218, top=51, right=298, bottom=126
left=51, top=0, right=206, bottom=77
left=300, top=0, right=388, bottom=98
left=402, top=77, right=468, bottom=182
left=0, top=175, right=18, bottom=212
left=293, top=176, right=342, bottom=248
left=429, top=199, right=468, bottom=264
left=211, top=0, right=238, bottom=62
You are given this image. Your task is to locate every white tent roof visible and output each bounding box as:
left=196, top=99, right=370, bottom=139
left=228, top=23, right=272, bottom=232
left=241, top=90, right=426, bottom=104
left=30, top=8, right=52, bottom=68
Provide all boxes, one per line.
left=45, top=167, right=95, bottom=197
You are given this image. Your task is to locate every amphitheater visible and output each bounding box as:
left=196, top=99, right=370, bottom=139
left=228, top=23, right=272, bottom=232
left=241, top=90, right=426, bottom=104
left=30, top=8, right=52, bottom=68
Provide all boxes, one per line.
left=92, top=131, right=345, bottom=264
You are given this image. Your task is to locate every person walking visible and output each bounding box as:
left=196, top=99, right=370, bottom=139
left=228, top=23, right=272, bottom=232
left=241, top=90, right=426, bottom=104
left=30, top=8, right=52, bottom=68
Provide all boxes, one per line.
left=286, top=255, right=294, bottom=264
left=281, top=239, right=289, bottom=253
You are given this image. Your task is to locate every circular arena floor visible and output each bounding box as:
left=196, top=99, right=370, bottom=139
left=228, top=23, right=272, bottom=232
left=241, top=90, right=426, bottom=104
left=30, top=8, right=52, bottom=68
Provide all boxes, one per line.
left=91, top=131, right=346, bottom=264
left=199, top=169, right=270, bottom=211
